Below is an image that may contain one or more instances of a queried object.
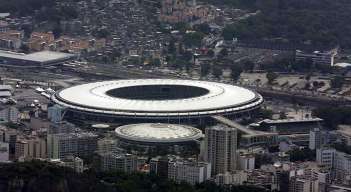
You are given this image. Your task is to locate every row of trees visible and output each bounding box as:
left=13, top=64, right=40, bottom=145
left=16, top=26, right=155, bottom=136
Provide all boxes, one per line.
left=200, top=59, right=255, bottom=80
left=312, top=106, right=351, bottom=129
left=0, top=161, right=266, bottom=192
left=288, top=148, right=315, bottom=162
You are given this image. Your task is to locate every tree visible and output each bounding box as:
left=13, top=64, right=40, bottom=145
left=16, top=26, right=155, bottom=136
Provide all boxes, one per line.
left=266, top=71, right=278, bottom=84
left=288, top=148, right=315, bottom=162
left=19, top=44, right=30, bottom=53
left=312, top=106, right=351, bottom=129
left=168, top=38, right=177, bottom=55
left=183, top=32, right=204, bottom=47
left=182, top=51, right=193, bottom=61
left=111, top=49, right=122, bottom=58
left=150, top=58, right=161, bottom=66
left=207, top=50, right=215, bottom=57
left=330, top=75, right=344, bottom=88
left=21, top=24, right=33, bottom=39
left=194, top=23, right=211, bottom=34
left=258, top=108, right=273, bottom=119
left=255, top=154, right=273, bottom=169
left=200, top=63, right=211, bottom=77
left=212, top=66, right=223, bottom=79
left=230, top=64, right=243, bottom=81
left=279, top=111, right=287, bottom=119
left=174, top=22, right=190, bottom=33
left=218, top=48, right=228, bottom=57
left=52, top=25, right=62, bottom=39
left=242, top=60, right=255, bottom=72
left=92, top=28, right=110, bottom=39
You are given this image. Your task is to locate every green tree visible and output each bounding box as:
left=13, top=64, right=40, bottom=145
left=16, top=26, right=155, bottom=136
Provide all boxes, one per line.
left=212, top=66, right=223, bottom=79
left=52, top=25, right=62, bottom=39
left=150, top=58, right=161, bottom=66
left=312, top=106, right=351, bottom=129
left=218, top=48, right=228, bottom=57
left=242, top=60, right=255, bottom=72
left=168, top=39, right=177, bottom=55
left=279, top=111, right=287, bottom=119
left=194, top=23, right=211, bottom=34
left=230, top=64, right=243, bottom=81
left=200, top=63, right=211, bottom=77
left=183, top=32, right=204, bottom=47
left=19, top=44, right=30, bottom=53
left=258, top=108, right=273, bottom=119
left=288, top=148, right=316, bottom=162
left=93, top=28, right=110, bottom=38
left=255, top=154, right=273, bottom=169
left=207, top=50, right=215, bottom=57
left=266, top=71, right=278, bottom=84
left=330, top=76, right=344, bottom=88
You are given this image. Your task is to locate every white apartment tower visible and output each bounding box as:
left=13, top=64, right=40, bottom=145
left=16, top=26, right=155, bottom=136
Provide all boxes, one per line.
left=309, top=128, right=322, bottom=150
left=204, top=124, right=237, bottom=175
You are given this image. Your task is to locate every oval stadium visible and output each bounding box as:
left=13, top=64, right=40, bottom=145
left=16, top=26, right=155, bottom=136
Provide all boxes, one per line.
left=51, top=79, right=264, bottom=124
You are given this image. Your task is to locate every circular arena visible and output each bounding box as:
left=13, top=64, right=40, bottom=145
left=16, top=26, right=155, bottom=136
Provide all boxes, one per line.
left=51, top=79, right=264, bottom=124
left=115, top=123, right=203, bottom=144
left=115, top=123, right=203, bottom=154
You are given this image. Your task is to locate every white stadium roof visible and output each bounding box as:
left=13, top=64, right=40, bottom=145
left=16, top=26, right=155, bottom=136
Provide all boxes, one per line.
left=0, top=50, right=75, bottom=63
left=52, top=79, right=263, bottom=117
left=115, top=123, right=203, bottom=143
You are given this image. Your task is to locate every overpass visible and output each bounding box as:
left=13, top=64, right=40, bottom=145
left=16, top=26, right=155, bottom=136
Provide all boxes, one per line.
left=212, top=115, right=278, bottom=147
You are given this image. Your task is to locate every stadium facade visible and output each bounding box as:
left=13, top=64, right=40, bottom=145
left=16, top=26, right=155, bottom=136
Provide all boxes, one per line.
left=51, top=79, right=264, bottom=125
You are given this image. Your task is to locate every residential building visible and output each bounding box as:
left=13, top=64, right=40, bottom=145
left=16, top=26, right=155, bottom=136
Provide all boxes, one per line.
left=167, top=158, right=211, bottom=185
left=150, top=156, right=169, bottom=177
left=15, top=136, right=47, bottom=161
left=0, top=30, right=23, bottom=50
left=238, top=154, right=255, bottom=170
left=288, top=167, right=329, bottom=192
left=97, top=138, right=118, bottom=154
left=316, top=147, right=351, bottom=185
left=48, top=104, right=66, bottom=123
left=204, top=124, right=237, bottom=175
left=214, top=171, right=247, bottom=185
left=0, top=106, right=19, bottom=123
left=246, top=169, right=279, bottom=191
left=61, top=156, right=84, bottom=173
left=334, top=150, right=351, bottom=185
left=0, top=142, right=9, bottom=162
left=28, top=32, right=55, bottom=51
left=0, top=127, right=17, bottom=158
left=48, top=121, right=78, bottom=134
left=0, top=21, right=9, bottom=33
left=296, top=49, right=338, bottom=66
left=309, top=128, right=323, bottom=150
left=47, top=132, right=98, bottom=159
left=337, top=125, right=351, bottom=146
left=98, top=152, right=144, bottom=173
left=316, top=147, right=335, bottom=168
left=50, top=156, right=84, bottom=173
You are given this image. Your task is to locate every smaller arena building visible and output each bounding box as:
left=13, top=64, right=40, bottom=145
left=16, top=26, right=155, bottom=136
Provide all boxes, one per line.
left=115, top=123, right=203, bottom=153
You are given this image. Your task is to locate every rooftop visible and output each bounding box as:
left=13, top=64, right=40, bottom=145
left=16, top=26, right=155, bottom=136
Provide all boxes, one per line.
left=0, top=50, right=75, bottom=63
left=115, top=123, right=203, bottom=143
left=52, top=79, right=263, bottom=117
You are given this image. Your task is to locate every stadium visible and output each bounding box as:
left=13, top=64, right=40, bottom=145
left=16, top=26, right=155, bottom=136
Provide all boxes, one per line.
left=51, top=79, right=264, bottom=125
left=115, top=123, right=203, bottom=154
left=115, top=123, right=203, bottom=146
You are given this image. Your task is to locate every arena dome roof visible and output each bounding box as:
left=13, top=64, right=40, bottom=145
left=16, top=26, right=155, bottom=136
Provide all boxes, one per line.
left=115, top=123, right=203, bottom=143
